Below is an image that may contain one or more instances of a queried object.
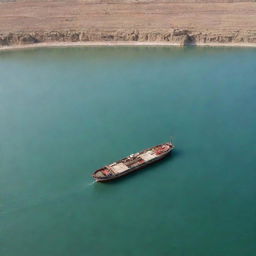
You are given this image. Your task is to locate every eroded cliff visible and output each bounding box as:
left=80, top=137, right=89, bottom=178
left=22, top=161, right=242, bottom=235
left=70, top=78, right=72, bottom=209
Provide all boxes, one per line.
left=0, top=0, right=256, bottom=47
left=1, top=29, right=256, bottom=46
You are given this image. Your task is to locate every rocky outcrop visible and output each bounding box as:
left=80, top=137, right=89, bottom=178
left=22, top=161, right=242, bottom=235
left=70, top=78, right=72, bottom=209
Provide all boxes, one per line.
left=1, top=29, right=256, bottom=47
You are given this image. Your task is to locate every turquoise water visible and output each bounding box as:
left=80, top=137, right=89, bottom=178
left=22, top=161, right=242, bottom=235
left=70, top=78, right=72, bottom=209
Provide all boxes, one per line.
left=0, top=47, right=256, bottom=256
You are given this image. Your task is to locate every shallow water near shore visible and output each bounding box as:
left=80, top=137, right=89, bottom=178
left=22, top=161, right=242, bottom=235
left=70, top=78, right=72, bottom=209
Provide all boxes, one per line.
left=0, top=46, right=256, bottom=256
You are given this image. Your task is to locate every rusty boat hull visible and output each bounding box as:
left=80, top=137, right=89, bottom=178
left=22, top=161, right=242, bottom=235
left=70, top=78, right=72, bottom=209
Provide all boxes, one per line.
left=92, top=142, right=174, bottom=182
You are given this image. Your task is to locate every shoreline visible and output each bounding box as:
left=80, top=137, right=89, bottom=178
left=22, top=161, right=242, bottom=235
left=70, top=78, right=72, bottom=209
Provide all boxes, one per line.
left=1, top=41, right=256, bottom=52
left=1, top=1, right=256, bottom=52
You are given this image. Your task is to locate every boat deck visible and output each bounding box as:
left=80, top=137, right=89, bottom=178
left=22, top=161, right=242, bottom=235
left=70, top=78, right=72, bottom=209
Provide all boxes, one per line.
left=93, top=143, right=172, bottom=180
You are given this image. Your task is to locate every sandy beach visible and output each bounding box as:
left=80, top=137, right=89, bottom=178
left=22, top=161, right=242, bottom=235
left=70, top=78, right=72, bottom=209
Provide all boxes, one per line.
left=1, top=41, right=256, bottom=52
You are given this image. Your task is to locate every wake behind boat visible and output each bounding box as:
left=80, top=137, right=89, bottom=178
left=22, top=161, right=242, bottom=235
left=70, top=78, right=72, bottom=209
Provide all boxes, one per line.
left=92, top=142, right=174, bottom=182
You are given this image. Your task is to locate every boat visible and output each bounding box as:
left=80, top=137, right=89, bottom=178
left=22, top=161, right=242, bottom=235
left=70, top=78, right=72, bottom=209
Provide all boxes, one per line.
left=92, top=142, right=174, bottom=182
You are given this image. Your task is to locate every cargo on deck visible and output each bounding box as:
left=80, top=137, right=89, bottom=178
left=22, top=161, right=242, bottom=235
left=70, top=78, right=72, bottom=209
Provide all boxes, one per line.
left=92, top=142, right=174, bottom=182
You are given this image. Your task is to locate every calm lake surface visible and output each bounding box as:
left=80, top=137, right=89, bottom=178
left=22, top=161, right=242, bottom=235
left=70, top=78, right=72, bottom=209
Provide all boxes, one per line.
left=0, top=46, right=256, bottom=256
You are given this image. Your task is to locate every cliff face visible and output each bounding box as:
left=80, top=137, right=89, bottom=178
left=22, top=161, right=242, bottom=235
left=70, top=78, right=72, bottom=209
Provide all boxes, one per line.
left=0, top=0, right=256, bottom=47
left=1, top=29, right=256, bottom=46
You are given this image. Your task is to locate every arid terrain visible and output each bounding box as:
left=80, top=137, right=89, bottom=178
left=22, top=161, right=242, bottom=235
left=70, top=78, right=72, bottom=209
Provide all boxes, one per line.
left=0, top=0, right=256, bottom=47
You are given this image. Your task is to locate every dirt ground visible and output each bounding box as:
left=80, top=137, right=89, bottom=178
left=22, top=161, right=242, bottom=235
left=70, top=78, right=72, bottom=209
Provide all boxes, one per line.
left=0, top=0, right=255, bottom=33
